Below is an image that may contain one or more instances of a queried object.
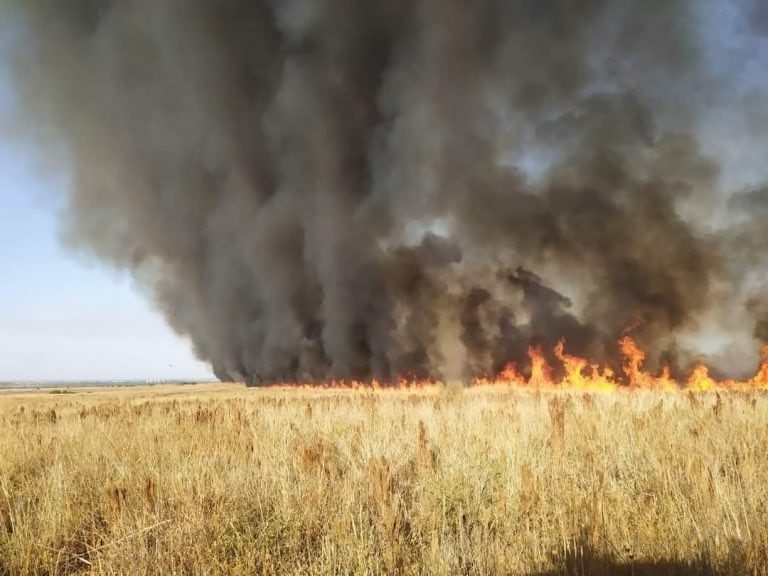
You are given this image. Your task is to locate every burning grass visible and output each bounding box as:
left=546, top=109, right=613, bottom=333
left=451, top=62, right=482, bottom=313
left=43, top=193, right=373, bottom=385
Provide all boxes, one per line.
left=267, top=337, right=768, bottom=393
left=0, top=383, right=767, bottom=574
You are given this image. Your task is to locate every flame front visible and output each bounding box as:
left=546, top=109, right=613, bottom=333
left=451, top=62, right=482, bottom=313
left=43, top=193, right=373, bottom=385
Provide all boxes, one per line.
left=270, top=337, right=768, bottom=392
left=472, top=337, right=768, bottom=392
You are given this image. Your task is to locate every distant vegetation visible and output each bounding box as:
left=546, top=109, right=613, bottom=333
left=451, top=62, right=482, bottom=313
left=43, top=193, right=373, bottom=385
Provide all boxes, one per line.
left=0, top=384, right=766, bottom=575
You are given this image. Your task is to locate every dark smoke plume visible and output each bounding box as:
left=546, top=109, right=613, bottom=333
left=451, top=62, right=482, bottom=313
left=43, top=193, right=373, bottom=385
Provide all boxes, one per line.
left=4, top=0, right=767, bottom=383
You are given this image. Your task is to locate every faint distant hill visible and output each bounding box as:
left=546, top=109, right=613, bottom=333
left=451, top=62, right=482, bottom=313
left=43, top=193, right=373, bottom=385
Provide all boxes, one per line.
left=0, top=379, right=207, bottom=390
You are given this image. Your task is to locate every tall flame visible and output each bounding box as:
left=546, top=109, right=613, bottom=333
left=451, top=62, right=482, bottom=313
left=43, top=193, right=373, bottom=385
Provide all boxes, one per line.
left=750, top=345, right=768, bottom=388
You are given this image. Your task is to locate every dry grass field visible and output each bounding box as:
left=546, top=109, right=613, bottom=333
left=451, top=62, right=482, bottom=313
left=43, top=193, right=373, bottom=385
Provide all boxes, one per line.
left=1, top=383, right=767, bottom=575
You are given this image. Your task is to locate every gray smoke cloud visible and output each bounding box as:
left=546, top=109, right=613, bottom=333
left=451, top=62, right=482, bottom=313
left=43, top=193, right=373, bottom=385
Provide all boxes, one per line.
left=4, top=0, right=767, bottom=383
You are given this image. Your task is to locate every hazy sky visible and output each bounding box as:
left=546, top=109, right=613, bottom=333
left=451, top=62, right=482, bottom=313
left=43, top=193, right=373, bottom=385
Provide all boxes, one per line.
left=0, top=58, right=214, bottom=382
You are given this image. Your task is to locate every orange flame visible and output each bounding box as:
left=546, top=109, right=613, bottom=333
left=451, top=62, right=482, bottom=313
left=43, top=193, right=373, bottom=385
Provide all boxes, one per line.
left=269, top=337, right=768, bottom=392
left=750, top=345, right=768, bottom=388
left=618, top=336, right=677, bottom=390
left=528, top=345, right=554, bottom=387
left=686, top=364, right=715, bottom=392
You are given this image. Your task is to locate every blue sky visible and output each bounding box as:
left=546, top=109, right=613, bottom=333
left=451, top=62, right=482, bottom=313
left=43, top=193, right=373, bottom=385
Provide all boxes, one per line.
left=0, top=61, right=213, bottom=381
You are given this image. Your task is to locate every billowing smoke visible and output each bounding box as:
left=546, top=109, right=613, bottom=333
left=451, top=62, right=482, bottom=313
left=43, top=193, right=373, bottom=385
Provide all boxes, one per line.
left=4, top=0, right=767, bottom=383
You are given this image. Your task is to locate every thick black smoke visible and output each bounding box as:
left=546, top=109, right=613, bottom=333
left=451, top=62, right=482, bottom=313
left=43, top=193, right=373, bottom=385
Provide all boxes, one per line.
left=4, top=0, right=767, bottom=383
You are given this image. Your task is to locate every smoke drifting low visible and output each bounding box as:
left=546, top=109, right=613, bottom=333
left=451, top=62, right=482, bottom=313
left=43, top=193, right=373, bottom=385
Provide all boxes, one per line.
left=5, top=0, right=768, bottom=383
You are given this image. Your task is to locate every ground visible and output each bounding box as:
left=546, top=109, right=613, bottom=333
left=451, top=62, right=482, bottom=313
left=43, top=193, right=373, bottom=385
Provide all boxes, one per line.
left=0, top=383, right=766, bottom=575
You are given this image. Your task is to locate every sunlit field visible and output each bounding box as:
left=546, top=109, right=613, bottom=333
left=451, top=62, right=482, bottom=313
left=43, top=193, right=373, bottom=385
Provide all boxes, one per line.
left=1, top=383, right=767, bottom=575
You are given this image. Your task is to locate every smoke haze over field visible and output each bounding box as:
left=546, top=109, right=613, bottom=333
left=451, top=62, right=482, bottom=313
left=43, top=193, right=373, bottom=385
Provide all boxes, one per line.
left=4, top=0, right=768, bottom=383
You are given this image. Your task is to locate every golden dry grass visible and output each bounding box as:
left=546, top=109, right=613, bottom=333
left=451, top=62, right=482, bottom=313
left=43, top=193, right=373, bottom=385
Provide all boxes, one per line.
left=1, top=383, right=767, bottom=575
